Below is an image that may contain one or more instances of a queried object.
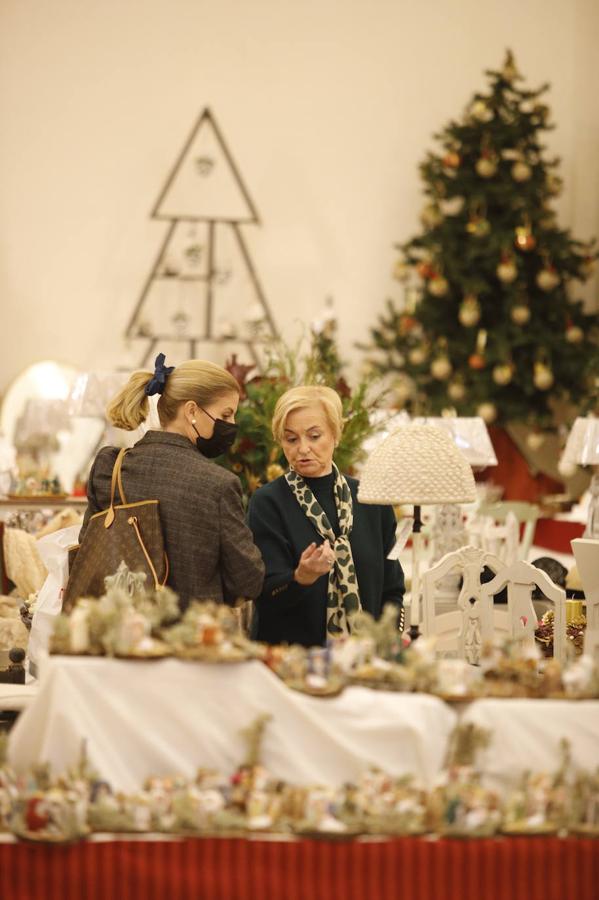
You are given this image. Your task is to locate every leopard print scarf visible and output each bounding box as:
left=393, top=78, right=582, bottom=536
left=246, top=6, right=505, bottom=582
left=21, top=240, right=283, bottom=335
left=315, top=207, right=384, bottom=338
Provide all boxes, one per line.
left=285, top=464, right=361, bottom=636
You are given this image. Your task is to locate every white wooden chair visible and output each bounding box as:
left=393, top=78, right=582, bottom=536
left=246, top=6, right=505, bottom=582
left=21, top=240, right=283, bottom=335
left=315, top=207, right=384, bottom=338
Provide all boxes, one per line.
left=480, top=510, right=519, bottom=565
left=421, top=546, right=506, bottom=664
left=476, top=501, right=540, bottom=560
left=481, top=560, right=567, bottom=664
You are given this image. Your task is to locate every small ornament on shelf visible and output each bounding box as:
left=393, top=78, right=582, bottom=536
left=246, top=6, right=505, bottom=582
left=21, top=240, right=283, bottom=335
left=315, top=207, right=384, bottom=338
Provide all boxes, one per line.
left=502, top=739, right=571, bottom=835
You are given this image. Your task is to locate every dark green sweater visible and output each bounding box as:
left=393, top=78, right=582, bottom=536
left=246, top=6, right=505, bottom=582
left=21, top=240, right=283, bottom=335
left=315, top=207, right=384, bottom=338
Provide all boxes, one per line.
left=247, top=472, right=405, bottom=647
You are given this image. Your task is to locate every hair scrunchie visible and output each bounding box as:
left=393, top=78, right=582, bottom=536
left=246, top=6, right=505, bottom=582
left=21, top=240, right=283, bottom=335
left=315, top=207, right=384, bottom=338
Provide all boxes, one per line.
left=145, top=352, right=175, bottom=396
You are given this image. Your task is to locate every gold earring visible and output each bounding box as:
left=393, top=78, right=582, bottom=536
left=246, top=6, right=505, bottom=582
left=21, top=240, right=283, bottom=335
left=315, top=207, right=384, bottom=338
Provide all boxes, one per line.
left=192, top=419, right=196, bottom=424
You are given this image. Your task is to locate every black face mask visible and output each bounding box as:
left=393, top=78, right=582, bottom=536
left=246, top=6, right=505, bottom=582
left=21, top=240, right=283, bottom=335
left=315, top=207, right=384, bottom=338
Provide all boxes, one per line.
left=192, top=409, right=238, bottom=458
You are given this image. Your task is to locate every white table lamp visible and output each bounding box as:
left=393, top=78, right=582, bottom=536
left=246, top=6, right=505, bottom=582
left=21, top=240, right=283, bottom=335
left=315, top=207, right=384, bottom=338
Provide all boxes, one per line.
left=358, top=424, right=476, bottom=637
left=560, top=416, right=599, bottom=538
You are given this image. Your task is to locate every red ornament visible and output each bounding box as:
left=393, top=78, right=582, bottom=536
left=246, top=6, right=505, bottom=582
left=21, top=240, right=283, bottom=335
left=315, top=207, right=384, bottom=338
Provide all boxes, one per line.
left=468, top=353, right=486, bottom=370
left=417, top=261, right=435, bottom=279
left=442, top=151, right=461, bottom=169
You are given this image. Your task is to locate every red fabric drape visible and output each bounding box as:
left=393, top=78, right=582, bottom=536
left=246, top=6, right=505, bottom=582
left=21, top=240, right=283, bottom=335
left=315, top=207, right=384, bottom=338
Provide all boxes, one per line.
left=479, top=427, right=563, bottom=503
left=0, top=835, right=597, bottom=900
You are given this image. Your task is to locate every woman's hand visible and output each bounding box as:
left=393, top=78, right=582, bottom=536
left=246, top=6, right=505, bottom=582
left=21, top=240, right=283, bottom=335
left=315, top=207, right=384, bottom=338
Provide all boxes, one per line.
left=294, top=542, right=335, bottom=586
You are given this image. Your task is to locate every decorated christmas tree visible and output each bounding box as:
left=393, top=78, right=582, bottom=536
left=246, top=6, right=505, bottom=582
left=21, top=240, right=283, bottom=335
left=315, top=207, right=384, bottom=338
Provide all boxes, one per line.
left=366, top=52, right=599, bottom=438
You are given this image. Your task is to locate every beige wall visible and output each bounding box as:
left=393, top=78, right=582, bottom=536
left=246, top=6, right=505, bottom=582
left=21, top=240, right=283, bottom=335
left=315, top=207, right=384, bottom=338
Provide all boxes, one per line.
left=1, top=0, right=598, bottom=392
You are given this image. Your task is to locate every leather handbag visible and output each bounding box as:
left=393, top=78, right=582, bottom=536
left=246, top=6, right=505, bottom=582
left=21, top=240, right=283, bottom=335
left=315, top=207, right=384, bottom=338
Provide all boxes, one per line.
left=62, top=448, right=169, bottom=611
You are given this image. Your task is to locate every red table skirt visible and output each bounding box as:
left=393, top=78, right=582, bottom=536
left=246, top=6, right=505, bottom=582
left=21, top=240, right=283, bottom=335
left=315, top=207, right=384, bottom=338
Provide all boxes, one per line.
left=533, top=519, right=585, bottom=555
left=1, top=835, right=597, bottom=900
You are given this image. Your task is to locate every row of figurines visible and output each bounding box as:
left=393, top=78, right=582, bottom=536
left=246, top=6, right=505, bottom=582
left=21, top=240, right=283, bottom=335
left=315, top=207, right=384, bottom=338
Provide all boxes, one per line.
left=49, top=586, right=599, bottom=701
left=1, top=752, right=598, bottom=843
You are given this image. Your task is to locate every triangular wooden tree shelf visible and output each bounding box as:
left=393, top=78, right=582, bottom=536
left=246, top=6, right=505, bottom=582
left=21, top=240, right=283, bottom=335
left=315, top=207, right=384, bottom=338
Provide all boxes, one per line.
left=125, top=109, right=278, bottom=367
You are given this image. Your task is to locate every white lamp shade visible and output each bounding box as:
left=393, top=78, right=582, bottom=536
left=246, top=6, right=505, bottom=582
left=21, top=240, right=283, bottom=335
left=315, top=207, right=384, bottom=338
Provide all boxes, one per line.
left=358, top=424, right=477, bottom=505
left=561, top=416, right=599, bottom=467
left=411, top=416, right=497, bottom=467
left=68, top=372, right=131, bottom=418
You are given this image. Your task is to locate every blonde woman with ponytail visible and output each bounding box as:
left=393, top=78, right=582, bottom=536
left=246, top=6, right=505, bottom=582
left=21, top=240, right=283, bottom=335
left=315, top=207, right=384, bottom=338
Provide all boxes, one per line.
left=79, top=354, right=264, bottom=610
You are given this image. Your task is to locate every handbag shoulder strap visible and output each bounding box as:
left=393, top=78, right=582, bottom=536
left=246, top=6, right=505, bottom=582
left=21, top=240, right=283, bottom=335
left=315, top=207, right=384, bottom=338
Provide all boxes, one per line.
left=104, top=448, right=129, bottom=529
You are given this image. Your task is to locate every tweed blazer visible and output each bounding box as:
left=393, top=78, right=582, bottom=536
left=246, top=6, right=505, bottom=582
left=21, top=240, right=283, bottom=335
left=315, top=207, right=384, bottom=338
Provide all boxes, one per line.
left=79, top=430, right=265, bottom=610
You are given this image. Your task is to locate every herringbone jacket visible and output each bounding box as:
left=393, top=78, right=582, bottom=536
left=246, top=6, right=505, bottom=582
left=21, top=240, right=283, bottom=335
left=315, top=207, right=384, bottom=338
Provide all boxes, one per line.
left=79, top=430, right=265, bottom=610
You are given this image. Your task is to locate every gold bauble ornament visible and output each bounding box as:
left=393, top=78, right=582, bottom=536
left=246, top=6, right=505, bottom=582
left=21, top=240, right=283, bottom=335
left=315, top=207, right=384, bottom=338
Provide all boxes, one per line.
left=408, top=346, right=428, bottom=366
left=492, top=364, right=513, bottom=386
left=510, top=304, right=531, bottom=325
left=536, top=268, right=560, bottom=291
left=511, top=161, right=532, bottom=182
left=448, top=380, right=466, bottom=401
left=526, top=431, right=546, bottom=452
left=476, top=157, right=498, bottom=178
left=266, top=464, right=285, bottom=482
left=565, top=325, right=584, bottom=344
left=546, top=173, right=563, bottom=196
left=466, top=215, right=491, bottom=238
left=470, top=100, right=494, bottom=122
left=580, top=256, right=596, bottom=278
left=533, top=362, right=554, bottom=391
left=429, top=275, right=449, bottom=297
left=477, top=402, right=497, bottom=424
left=442, top=151, right=461, bottom=169
left=458, top=295, right=481, bottom=327
left=393, top=260, right=411, bottom=282
left=496, top=259, right=518, bottom=283
left=430, top=356, right=453, bottom=381
left=514, top=225, right=536, bottom=251
left=421, top=204, right=443, bottom=228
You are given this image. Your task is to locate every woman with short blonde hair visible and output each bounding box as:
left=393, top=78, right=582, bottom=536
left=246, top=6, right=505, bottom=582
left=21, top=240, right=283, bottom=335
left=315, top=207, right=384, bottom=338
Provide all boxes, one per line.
left=248, top=384, right=404, bottom=646
left=79, top=353, right=264, bottom=611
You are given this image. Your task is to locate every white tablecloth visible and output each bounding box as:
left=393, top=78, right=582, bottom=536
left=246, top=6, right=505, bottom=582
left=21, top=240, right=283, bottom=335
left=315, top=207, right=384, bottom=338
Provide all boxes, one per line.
left=7, top=656, right=456, bottom=792
left=462, top=697, right=599, bottom=792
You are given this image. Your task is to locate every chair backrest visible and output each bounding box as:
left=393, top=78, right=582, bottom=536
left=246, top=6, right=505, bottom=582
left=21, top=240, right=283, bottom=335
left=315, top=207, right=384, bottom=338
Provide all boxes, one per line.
left=480, top=510, right=519, bottom=565
left=481, top=559, right=567, bottom=663
left=477, top=501, right=540, bottom=560
left=421, top=545, right=506, bottom=664
left=571, top=538, right=599, bottom=658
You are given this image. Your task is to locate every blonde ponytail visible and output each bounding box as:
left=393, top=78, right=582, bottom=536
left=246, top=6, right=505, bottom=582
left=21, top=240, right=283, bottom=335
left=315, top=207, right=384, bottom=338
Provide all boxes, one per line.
left=106, top=370, right=152, bottom=430
left=105, top=358, right=240, bottom=432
